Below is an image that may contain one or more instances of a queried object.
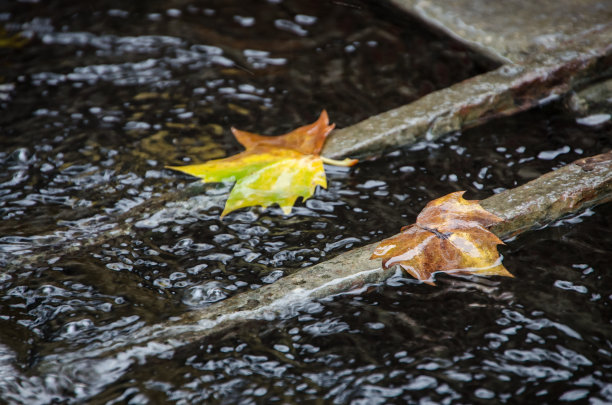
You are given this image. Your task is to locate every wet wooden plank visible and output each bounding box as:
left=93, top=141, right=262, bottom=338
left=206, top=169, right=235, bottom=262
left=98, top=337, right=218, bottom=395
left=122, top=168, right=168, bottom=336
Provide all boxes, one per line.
left=322, top=29, right=612, bottom=159
left=39, top=151, right=612, bottom=377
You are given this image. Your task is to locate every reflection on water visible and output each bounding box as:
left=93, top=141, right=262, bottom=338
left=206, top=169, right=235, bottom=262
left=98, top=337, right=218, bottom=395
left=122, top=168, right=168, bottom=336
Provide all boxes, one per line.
left=1, top=0, right=612, bottom=403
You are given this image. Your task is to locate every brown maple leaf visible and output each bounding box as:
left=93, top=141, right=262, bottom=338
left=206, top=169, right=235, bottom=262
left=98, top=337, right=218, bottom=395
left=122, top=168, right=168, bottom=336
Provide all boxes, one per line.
left=371, top=191, right=512, bottom=284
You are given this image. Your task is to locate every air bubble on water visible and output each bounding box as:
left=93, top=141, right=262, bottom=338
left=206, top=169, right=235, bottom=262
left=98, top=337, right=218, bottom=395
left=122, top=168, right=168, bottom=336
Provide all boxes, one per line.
left=182, top=281, right=228, bottom=307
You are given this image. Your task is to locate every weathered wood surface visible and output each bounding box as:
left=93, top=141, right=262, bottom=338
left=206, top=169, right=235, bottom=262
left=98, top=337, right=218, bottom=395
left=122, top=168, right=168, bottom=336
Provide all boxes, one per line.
left=142, top=151, right=612, bottom=343
left=322, top=29, right=612, bottom=159
left=389, top=0, right=612, bottom=64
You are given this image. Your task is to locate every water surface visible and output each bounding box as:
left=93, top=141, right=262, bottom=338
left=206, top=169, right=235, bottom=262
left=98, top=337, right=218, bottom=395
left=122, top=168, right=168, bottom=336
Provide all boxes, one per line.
left=1, top=0, right=611, bottom=403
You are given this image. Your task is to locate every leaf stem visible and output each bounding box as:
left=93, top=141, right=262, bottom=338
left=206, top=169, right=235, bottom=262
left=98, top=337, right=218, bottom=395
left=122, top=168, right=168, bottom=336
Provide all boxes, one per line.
left=320, top=156, right=359, bottom=167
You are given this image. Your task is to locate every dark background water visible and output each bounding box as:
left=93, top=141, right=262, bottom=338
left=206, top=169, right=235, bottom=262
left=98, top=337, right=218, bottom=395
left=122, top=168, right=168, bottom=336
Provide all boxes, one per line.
left=1, top=0, right=611, bottom=403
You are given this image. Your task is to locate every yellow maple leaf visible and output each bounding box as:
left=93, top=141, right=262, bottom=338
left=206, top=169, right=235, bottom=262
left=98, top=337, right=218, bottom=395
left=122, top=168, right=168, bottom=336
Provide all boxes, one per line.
left=167, top=110, right=357, bottom=217
left=371, top=191, right=513, bottom=284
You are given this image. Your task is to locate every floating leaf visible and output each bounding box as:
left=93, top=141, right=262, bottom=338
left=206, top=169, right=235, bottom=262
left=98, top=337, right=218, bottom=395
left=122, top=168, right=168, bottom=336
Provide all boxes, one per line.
left=0, top=28, right=29, bottom=49
left=371, top=191, right=512, bottom=284
left=167, top=110, right=357, bottom=217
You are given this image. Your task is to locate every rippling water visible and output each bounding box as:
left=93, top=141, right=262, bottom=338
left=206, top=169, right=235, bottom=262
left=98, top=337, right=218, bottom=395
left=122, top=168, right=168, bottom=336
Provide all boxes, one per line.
left=1, top=0, right=611, bottom=403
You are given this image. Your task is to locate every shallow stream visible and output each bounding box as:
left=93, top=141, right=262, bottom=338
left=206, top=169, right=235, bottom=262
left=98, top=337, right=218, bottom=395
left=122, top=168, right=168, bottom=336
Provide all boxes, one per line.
left=1, top=0, right=611, bottom=403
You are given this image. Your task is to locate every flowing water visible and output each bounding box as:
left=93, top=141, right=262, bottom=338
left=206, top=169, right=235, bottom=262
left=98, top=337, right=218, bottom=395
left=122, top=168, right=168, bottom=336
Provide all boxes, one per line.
left=1, top=0, right=611, bottom=403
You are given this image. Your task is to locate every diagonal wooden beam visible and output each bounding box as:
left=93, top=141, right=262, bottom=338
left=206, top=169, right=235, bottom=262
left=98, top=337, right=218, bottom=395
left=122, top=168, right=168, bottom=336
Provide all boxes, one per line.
left=38, top=151, right=612, bottom=388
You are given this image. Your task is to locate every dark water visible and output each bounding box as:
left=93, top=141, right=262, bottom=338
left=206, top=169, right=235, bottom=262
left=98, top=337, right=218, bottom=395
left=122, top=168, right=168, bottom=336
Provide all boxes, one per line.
left=1, top=0, right=611, bottom=403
